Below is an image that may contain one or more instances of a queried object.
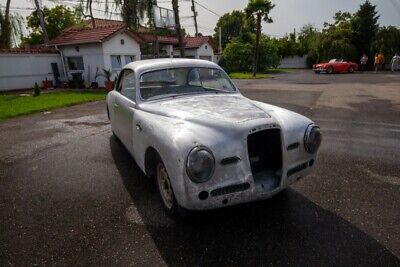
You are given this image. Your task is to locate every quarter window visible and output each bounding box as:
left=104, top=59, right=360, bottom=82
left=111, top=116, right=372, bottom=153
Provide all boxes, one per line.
left=120, top=70, right=136, bottom=102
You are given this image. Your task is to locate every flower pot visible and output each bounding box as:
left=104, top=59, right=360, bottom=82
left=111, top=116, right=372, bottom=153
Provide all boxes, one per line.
left=42, top=80, right=53, bottom=89
left=105, top=80, right=114, bottom=91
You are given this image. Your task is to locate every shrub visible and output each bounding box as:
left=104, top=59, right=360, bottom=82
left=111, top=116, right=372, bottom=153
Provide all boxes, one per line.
left=33, top=82, right=40, bottom=96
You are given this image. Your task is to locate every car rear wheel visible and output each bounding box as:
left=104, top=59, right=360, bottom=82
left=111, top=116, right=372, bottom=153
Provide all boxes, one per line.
left=348, top=66, right=354, bottom=73
left=327, top=66, right=334, bottom=74
left=156, top=159, right=189, bottom=220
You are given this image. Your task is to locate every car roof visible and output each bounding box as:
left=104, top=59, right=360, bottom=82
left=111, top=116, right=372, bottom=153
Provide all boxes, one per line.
left=124, top=58, right=222, bottom=74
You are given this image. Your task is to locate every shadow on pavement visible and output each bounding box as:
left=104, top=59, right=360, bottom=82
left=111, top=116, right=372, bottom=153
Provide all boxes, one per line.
left=110, top=136, right=400, bottom=266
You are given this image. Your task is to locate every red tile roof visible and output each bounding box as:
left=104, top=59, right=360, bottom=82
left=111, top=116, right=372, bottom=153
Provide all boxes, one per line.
left=184, top=36, right=216, bottom=51
left=48, top=19, right=216, bottom=51
left=48, top=25, right=128, bottom=46
left=49, top=18, right=175, bottom=46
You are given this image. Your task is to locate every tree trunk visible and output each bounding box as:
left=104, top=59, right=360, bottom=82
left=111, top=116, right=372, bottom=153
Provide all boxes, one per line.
left=172, top=0, right=185, bottom=58
left=33, top=0, right=49, bottom=44
left=253, top=13, right=261, bottom=77
left=0, top=0, right=11, bottom=48
left=88, top=0, right=95, bottom=28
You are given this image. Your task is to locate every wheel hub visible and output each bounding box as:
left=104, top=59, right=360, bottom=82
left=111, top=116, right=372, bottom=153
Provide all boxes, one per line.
left=157, top=163, right=174, bottom=209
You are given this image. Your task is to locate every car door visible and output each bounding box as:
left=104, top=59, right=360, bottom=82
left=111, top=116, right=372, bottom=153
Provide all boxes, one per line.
left=114, top=69, right=137, bottom=155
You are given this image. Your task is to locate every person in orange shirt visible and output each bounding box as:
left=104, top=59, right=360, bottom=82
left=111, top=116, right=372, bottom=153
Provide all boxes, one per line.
left=374, top=53, right=379, bottom=72
left=378, top=53, right=385, bottom=69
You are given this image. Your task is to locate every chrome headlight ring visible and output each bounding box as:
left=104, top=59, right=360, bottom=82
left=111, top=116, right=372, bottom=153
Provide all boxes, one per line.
left=186, top=146, right=215, bottom=183
left=304, top=124, right=322, bottom=154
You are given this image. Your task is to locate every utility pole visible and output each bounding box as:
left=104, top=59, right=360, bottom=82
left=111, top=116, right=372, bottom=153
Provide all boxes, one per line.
left=172, top=0, right=185, bottom=58
left=218, top=27, right=222, bottom=53
left=33, top=0, right=49, bottom=44
left=191, top=0, right=198, bottom=36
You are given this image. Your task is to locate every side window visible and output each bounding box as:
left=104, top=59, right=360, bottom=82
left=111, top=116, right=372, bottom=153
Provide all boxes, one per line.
left=120, top=70, right=136, bottom=102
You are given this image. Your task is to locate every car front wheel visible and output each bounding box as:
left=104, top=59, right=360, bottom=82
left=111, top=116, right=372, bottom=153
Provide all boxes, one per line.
left=156, top=160, right=189, bottom=220
left=348, top=66, right=354, bottom=73
left=327, top=66, right=334, bottom=74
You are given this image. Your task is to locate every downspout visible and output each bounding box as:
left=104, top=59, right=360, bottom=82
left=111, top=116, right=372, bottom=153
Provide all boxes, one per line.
left=55, top=45, right=67, bottom=80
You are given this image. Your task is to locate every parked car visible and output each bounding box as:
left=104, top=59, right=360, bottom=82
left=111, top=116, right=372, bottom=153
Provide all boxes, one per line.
left=107, top=59, right=322, bottom=219
left=313, top=59, right=359, bottom=74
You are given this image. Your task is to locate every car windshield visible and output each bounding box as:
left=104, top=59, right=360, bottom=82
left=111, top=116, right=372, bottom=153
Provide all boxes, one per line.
left=139, top=67, right=236, bottom=100
left=329, top=59, right=343, bottom=63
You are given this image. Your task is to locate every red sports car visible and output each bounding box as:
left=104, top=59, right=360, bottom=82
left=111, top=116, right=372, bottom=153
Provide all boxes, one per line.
left=313, top=59, right=359, bottom=74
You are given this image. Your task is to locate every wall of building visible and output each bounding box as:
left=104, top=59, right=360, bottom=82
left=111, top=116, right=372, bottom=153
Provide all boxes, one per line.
left=0, top=53, right=62, bottom=91
left=102, top=32, right=141, bottom=82
left=278, top=55, right=307, bottom=69
left=196, top=43, right=215, bottom=62
left=173, top=42, right=215, bottom=62
left=60, top=43, right=105, bottom=87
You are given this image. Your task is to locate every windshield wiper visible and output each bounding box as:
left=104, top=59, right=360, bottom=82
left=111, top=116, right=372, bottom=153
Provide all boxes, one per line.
left=203, top=87, right=233, bottom=93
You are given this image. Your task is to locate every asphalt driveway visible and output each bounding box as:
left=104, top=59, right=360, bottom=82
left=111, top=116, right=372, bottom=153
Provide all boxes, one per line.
left=1, top=70, right=399, bottom=266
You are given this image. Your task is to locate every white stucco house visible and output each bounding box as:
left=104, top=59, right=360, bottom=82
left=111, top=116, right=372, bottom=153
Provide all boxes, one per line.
left=174, top=36, right=218, bottom=62
left=47, top=19, right=144, bottom=87
left=0, top=19, right=219, bottom=91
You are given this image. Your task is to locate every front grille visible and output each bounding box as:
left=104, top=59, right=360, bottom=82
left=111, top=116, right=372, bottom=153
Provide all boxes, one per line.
left=287, top=162, right=308, bottom=176
left=210, top=182, right=250, bottom=197
left=247, top=129, right=282, bottom=191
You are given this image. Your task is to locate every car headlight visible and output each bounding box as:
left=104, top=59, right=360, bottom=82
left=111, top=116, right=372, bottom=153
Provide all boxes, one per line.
left=304, top=124, right=322, bottom=154
left=186, top=146, right=215, bottom=183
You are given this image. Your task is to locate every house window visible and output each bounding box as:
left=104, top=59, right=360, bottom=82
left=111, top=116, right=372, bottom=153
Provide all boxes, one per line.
left=125, top=55, right=135, bottom=64
left=111, top=55, right=122, bottom=69
left=67, top=56, right=84, bottom=70
left=205, top=45, right=208, bottom=50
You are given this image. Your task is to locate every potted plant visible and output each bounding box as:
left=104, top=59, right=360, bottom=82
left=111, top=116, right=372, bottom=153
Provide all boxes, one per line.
left=103, top=69, right=114, bottom=90
left=42, top=78, right=53, bottom=89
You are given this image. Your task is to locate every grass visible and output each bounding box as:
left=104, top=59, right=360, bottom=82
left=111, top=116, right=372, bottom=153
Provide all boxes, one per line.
left=229, top=72, right=272, bottom=79
left=229, top=68, right=298, bottom=79
left=0, top=90, right=108, bottom=120
left=265, top=68, right=298, bottom=74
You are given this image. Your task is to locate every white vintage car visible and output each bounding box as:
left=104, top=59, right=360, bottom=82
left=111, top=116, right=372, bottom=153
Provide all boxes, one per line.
left=107, top=59, right=321, bottom=219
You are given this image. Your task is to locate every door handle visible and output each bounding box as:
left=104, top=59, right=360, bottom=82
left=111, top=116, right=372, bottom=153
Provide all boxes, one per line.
left=114, top=103, right=119, bottom=108
left=136, top=123, right=142, bottom=131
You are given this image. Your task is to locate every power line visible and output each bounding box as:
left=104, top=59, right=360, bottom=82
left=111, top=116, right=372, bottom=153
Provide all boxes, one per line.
left=194, top=1, right=220, bottom=17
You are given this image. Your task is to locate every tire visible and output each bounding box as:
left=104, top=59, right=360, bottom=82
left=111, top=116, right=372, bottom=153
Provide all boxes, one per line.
left=314, top=70, right=320, bottom=74
left=327, top=66, right=334, bottom=74
left=348, top=66, right=354, bottom=73
left=156, top=159, right=189, bottom=221
left=112, top=131, right=120, bottom=142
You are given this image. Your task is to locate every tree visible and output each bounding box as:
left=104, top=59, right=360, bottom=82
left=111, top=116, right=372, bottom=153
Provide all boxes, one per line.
left=221, top=39, right=253, bottom=72
left=22, top=5, right=82, bottom=45
left=33, top=0, right=49, bottom=43
left=172, top=0, right=185, bottom=57
left=0, top=2, right=24, bottom=48
left=351, top=0, right=380, bottom=58
left=213, top=10, right=255, bottom=49
left=245, top=0, right=275, bottom=76
left=221, top=34, right=280, bottom=72
left=116, top=0, right=153, bottom=30
left=297, top=24, right=319, bottom=55
left=0, top=0, right=11, bottom=48
left=371, top=26, right=400, bottom=60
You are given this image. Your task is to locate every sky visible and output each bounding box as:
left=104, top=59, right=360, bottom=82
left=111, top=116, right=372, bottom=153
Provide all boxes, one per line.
left=2, top=0, right=400, bottom=38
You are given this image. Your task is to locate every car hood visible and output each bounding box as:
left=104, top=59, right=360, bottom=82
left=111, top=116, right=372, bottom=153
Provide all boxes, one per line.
left=139, top=94, right=271, bottom=124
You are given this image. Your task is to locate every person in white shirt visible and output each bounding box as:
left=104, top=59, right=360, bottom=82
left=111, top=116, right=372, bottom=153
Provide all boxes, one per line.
left=360, top=53, right=368, bottom=72
left=392, top=53, right=400, bottom=72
